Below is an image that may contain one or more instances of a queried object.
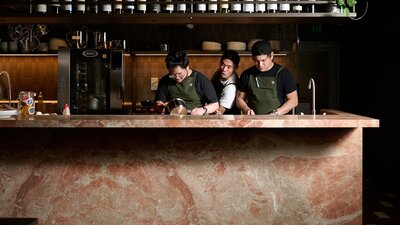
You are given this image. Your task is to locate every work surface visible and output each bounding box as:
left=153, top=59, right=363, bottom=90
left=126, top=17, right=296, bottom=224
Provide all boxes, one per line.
left=0, top=109, right=379, bottom=128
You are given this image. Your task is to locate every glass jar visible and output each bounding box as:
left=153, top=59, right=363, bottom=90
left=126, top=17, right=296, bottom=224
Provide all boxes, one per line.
left=18, top=91, right=36, bottom=117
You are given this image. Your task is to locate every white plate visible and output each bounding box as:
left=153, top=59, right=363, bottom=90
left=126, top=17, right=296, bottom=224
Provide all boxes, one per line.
left=0, top=109, right=18, bottom=118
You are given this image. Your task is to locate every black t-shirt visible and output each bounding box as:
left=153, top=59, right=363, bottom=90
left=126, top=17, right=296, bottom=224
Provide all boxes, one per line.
left=155, top=70, right=218, bottom=105
left=237, top=64, right=297, bottom=103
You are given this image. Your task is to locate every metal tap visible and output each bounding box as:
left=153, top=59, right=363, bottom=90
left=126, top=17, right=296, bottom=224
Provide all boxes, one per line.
left=308, top=77, right=316, bottom=115
left=0, top=71, right=12, bottom=106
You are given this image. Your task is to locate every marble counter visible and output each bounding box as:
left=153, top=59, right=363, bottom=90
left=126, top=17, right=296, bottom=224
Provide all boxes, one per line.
left=0, top=110, right=379, bottom=225
left=0, top=109, right=379, bottom=128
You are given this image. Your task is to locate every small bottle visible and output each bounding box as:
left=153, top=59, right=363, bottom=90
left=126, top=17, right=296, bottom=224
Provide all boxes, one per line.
left=91, top=0, right=99, bottom=13
left=208, top=0, right=218, bottom=13
left=137, top=0, right=147, bottom=13
left=306, top=0, right=316, bottom=13
left=177, top=0, right=187, bottom=13
left=220, top=0, right=229, bottom=13
left=151, top=0, right=161, bottom=13
left=279, top=0, right=290, bottom=12
left=196, top=0, right=206, bottom=13
left=114, top=0, right=123, bottom=13
left=63, top=104, right=71, bottom=115
left=49, top=0, right=61, bottom=14
left=76, top=0, right=86, bottom=13
left=243, top=0, right=254, bottom=13
left=35, top=0, right=48, bottom=14
left=164, top=0, right=174, bottom=13
left=101, top=0, right=112, bottom=13
left=37, top=91, right=44, bottom=113
left=267, top=0, right=277, bottom=13
left=255, top=0, right=265, bottom=13
left=125, top=0, right=135, bottom=13
left=62, top=0, right=73, bottom=13
left=231, top=0, right=241, bottom=13
left=292, top=0, right=302, bottom=13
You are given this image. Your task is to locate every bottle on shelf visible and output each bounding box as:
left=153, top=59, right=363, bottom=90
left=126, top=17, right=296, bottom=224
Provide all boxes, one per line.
left=267, top=0, right=277, bottom=13
left=255, top=0, right=265, bottom=13
left=62, top=0, right=73, bottom=13
left=279, top=0, right=290, bottom=13
left=49, top=0, right=61, bottom=14
left=151, top=0, right=161, bottom=13
left=231, top=0, right=242, bottom=13
left=208, top=0, right=218, bottom=13
left=196, top=0, right=206, bottom=13
left=220, top=0, right=229, bottom=13
left=114, top=0, right=123, bottom=13
left=35, top=0, right=48, bottom=14
left=292, top=0, right=302, bottom=13
left=164, top=0, right=174, bottom=13
left=306, top=0, right=316, bottom=13
left=125, top=0, right=135, bottom=13
left=101, top=0, right=112, bottom=13
left=177, top=0, right=188, bottom=13
left=137, top=0, right=147, bottom=13
left=76, top=0, right=86, bottom=13
left=29, top=0, right=33, bottom=14
left=243, top=0, right=254, bottom=13
left=91, top=0, right=99, bottom=13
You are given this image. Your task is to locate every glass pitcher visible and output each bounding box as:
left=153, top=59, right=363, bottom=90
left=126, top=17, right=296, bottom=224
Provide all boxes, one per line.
left=18, top=91, right=36, bottom=117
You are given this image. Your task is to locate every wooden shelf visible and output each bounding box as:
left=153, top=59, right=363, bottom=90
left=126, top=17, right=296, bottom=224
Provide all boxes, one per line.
left=0, top=12, right=356, bottom=25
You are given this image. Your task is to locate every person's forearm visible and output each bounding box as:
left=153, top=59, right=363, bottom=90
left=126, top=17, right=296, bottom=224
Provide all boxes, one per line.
left=205, top=102, right=219, bottom=114
left=236, top=98, right=250, bottom=112
left=275, top=98, right=298, bottom=115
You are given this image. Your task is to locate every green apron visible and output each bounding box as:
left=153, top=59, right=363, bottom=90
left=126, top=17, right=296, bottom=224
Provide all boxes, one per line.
left=247, top=67, right=284, bottom=114
left=169, top=71, right=202, bottom=110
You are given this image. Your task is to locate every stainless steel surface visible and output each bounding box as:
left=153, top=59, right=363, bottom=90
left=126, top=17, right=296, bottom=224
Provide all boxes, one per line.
left=57, top=48, right=125, bottom=114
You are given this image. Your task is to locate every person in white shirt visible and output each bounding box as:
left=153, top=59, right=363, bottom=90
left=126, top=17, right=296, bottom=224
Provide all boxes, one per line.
left=211, top=50, right=241, bottom=115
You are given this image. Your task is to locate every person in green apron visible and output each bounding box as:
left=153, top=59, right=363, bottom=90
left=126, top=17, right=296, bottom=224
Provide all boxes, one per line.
left=236, top=40, right=298, bottom=115
left=155, top=50, right=219, bottom=115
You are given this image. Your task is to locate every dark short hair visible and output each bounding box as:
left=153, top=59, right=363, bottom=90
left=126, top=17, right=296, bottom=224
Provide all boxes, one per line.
left=220, top=49, right=240, bottom=66
left=165, top=50, right=189, bottom=70
left=251, top=40, right=272, bottom=56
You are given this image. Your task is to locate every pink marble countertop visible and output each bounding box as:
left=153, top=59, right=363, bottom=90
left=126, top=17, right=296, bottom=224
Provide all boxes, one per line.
left=0, top=109, right=379, bottom=128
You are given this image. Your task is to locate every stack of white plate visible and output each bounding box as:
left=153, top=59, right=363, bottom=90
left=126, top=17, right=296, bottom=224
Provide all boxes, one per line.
left=202, top=41, right=222, bottom=51
left=247, top=38, right=263, bottom=51
left=227, top=41, right=246, bottom=51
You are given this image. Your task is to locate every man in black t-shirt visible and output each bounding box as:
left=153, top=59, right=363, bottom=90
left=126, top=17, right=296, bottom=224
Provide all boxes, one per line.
left=236, top=40, right=298, bottom=115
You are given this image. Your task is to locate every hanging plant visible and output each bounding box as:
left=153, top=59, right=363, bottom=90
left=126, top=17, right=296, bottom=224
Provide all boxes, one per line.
left=337, top=0, right=356, bottom=15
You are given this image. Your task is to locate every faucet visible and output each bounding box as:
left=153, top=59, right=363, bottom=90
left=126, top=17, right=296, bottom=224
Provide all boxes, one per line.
left=308, top=77, right=316, bottom=115
left=0, top=71, right=12, bottom=106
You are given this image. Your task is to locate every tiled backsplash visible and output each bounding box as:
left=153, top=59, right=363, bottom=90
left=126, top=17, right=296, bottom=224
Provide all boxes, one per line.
left=0, top=56, right=57, bottom=100
left=0, top=53, right=294, bottom=106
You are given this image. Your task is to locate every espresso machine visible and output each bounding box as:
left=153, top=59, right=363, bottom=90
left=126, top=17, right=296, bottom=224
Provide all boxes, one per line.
left=57, top=48, right=125, bottom=114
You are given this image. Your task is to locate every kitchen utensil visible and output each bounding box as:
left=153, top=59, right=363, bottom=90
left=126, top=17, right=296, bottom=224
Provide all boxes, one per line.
left=93, top=31, right=107, bottom=49
left=66, top=30, right=88, bottom=49
left=165, top=98, right=187, bottom=115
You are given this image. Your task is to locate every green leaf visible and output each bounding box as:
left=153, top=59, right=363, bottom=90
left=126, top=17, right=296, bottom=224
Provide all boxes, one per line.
left=337, top=0, right=345, bottom=6
left=344, top=7, right=350, bottom=16
left=346, top=0, right=356, bottom=7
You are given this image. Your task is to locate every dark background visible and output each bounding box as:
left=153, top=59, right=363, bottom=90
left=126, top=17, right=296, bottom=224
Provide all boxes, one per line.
left=300, top=0, right=400, bottom=189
